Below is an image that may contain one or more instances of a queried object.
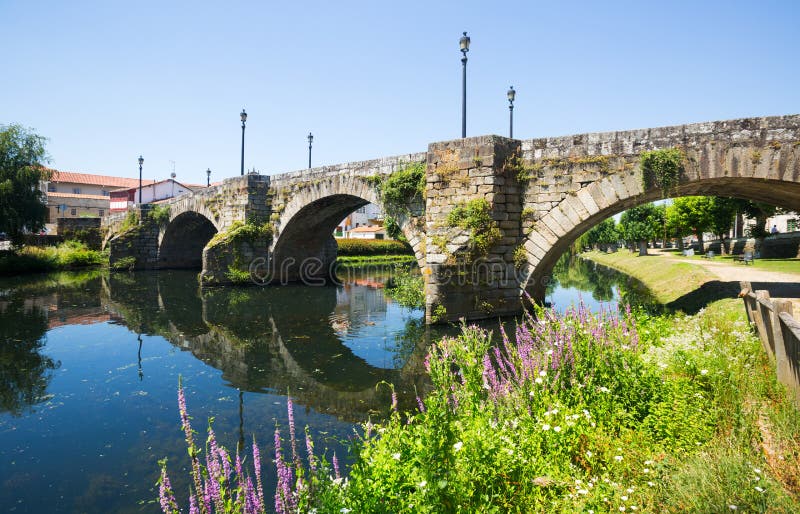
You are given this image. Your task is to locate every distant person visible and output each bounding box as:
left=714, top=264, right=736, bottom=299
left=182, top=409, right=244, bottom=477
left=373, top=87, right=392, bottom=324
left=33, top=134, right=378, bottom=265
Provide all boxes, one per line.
left=771, top=225, right=778, bottom=234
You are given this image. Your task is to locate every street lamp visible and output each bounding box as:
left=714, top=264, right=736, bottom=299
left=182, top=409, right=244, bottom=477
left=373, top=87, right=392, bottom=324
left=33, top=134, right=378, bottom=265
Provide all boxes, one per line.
left=138, top=155, right=144, bottom=205
left=307, top=132, right=313, bottom=169
left=507, top=86, right=516, bottom=138
left=240, top=108, right=247, bottom=176
left=459, top=31, right=470, bottom=138
left=206, top=168, right=211, bottom=186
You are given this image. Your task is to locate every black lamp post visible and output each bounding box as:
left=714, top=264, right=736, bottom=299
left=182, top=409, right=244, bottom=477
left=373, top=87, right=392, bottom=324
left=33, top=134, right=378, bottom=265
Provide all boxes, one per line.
left=459, top=31, right=470, bottom=138
left=507, top=86, right=516, bottom=138
left=307, top=132, right=313, bottom=169
left=137, top=155, right=144, bottom=205
left=206, top=168, right=211, bottom=186
left=240, top=109, right=247, bottom=176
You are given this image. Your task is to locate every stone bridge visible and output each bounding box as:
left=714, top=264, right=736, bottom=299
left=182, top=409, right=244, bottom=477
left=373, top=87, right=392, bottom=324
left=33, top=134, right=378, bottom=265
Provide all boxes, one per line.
left=106, top=114, right=800, bottom=322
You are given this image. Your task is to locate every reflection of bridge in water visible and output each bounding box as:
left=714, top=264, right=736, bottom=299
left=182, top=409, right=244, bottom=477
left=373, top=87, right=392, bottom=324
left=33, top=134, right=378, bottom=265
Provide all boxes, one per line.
left=101, top=272, right=432, bottom=422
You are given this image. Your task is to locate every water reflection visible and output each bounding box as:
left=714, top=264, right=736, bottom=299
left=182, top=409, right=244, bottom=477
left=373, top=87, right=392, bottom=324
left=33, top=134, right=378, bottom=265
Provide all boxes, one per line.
left=101, top=271, right=436, bottom=420
left=547, top=254, right=659, bottom=312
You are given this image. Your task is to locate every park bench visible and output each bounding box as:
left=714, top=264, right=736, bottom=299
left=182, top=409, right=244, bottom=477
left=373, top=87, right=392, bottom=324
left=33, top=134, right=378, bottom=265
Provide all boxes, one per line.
left=734, top=251, right=754, bottom=265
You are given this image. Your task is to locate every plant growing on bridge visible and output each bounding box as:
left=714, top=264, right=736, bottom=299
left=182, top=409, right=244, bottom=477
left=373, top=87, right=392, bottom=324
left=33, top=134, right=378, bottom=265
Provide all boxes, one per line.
left=147, top=205, right=171, bottom=227
left=446, top=198, right=502, bottom=256
left=640, top=147, right=685, bottom=197
left=208, top=220, right=273, bottom=249
left=378, top=161, right=426, bottom=212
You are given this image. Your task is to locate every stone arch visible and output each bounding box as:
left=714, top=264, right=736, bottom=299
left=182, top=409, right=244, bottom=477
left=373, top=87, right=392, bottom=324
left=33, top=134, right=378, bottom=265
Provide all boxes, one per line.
left=158, top=211, right=219, bottom=269
left=270, top=174, right=425, bottom=283
left=520, top=144, right=800, bottom=301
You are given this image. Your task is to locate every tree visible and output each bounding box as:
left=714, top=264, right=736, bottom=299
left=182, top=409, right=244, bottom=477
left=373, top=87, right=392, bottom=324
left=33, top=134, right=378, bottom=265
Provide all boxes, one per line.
left=619, top=203, right=662, bottom=255
left=670, top=196, right=715, bottom=249
left=0, top=124, right=51, bottom=244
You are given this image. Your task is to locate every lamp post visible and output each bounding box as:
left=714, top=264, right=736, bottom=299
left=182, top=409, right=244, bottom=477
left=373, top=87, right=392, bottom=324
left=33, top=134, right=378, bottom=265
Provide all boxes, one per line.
left=138, top=155, right=144, bottom=205
left=507, top=86, right=516, bottom=138
left=206, top=168, right=211, bottom=187
left=459, top=31, right=470, bottom=138
left=307, top=132, right=313, bottom=169
left=240, top=109, right=247, bottom=176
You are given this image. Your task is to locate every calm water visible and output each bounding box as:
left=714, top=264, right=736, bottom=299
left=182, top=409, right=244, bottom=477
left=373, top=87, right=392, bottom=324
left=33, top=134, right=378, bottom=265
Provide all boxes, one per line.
left=0, top=257, right=654, bottom=513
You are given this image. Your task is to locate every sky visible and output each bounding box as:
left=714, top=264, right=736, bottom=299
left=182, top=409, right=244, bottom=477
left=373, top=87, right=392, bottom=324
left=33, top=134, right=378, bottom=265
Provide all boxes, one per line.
left=1, top=0, right=798, bottom=186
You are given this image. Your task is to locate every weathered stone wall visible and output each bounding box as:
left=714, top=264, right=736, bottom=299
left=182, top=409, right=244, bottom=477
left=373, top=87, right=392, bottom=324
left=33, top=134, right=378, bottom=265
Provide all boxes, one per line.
left=424, top=136, right=525, bottom=322
left=702, top=233, right=800, bottom=259
left=57, top=217, right=102, bottom=249
left=108, top=206, right=160, bottom=270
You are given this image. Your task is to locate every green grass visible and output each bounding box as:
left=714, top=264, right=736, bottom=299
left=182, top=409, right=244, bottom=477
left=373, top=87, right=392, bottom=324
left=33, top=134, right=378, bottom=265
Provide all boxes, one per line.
left=682, top=253, right=800, bottom=275
left=337, top=238, right=414, bottom=256
left=335, top=254, right=415, bottom=268
left=582, top=250, right=715, bottom=304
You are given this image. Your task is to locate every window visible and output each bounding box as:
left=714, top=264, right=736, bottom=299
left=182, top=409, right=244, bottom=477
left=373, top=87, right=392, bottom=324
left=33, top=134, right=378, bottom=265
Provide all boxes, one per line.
left=72, top=187, right=81, bottom=194
left=102, top=191, right=110, bottom=196
left=356, top=207, right=366, bottom=214
left=375, top=233, right=384, bottom=240
left=70, top=208, right=76, bottom=216
left=788, top=219, right=799, bottom=232
left=47, top=183, right=56, bottom=192
left=99, top=209, right=105, bottom=217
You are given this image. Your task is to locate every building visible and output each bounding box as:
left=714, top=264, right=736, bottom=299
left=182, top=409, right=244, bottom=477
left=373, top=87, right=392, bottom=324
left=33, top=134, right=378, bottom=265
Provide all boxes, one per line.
left=335, top=203, right=383, bottom=237
left=109, top=179, right=199, bottom=212
left=346, top=225, right=387, bottom=240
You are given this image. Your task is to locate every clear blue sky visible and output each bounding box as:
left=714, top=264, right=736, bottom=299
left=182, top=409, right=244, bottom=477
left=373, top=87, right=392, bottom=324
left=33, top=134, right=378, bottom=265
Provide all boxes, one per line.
left=2, top=0, right=798, bottom=186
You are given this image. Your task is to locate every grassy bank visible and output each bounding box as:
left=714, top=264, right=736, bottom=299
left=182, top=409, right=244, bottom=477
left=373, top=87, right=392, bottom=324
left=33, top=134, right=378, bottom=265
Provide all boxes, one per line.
left=336, top=238, right=413, bottom=256
left=335, top=254, right=415, bottom=268
left=0, top=241, right=106, bottom=274
left=160, top=299, right=800, bottom=513
left=680, top=253, right=800, bottom=276
left=580, top=250, right=717, bottom=305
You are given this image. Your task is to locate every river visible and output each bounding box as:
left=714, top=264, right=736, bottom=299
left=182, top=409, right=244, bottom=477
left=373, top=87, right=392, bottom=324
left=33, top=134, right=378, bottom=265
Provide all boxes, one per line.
left=0, top=256, right=654, bottom=513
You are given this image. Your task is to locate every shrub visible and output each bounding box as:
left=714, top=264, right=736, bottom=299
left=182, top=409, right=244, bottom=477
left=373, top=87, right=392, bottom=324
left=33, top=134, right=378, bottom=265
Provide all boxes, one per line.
left=380, top=161, right=426, bottom=211
left=640, top=147, right=684, bottom=197
left=446, top=198, right=502, bottom=256
left=385, top=267, right=424, bottom=309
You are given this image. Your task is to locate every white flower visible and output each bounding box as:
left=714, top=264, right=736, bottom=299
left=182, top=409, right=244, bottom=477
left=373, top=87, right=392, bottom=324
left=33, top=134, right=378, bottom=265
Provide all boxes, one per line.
left=614, top=455, right=623, bottom=462
left=619, top=507, right=626, bottom=512
left=728, top=506, right=737, bottom=510
left=553, top=426, right=562, bottom=433
left=643, top=468, right=650, bottom=473
left=599, top=386, right=610, bottom=393
left=577, top=488, right=588, bottom=495
left=418, top=480, right=427, bottom=489
left=647, top=481, right=655, bottom=487
left=644, top=460, right=654, bottom=465
left=753, top=468, right=762, bottom=474
left=453, top=441, right=463, bottom=452
left=700, top=369, right=708, bottom=375
left=542, top=424, right=551, bottom=431
left=586, top=451, right=593, bottom=458
left=630, top=507, right=638, bottom=511
left=341, top=509, right=351, bottom=514
left=627, top=488, right=634, bottom=493
left=755, top=486, right=764, bottom=493
left=535, top=377, right=543, bottom=384
left=392, top=452, right=401, bottom=460
left=539, top=370, right=547, bottom=377
left=621, top=495, right=628, bottom=501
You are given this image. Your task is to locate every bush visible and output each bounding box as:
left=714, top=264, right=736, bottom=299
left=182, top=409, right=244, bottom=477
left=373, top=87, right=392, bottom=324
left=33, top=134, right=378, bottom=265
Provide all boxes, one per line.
left=385, top=266, right=424, bottom=309
left=336, top=238, right=413, bottom=256
left=0, top=241, right=105, bottom=274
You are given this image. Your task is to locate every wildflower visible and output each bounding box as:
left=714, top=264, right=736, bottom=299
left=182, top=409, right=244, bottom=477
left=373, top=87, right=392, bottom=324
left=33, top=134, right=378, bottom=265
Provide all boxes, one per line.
left=700, top=369, right=708, bottom=375
left=453, top=441, right=464, bottom=452
left=621, top=495, right=628, bottom=501
left=542, top=424, right=551, bottom=431
left=753, top=468, right=762, bottom=474
left=599, top=386, right=610, bottom=393
left=729, top=506, right=737, bottom=510
left=341, top=509, right=351, bottom=513
left=614, top=455, right=623, bottom=462
left=535, top=377, right=543, bottom=384
left=539, top=370, right=547, bottom=377
left=418, top=481, right=427, bottom=489
left=647, top=482, right=655, bottom=487
left=586, top=451, right=593, bottom=458
left=626, top=488, right=634, bottom=493
left=577, top=488, right=588, bottom=495
left=392, top=453, right=401, bottom=460
left=630, top=507, right=638, bottom=511
left=643, top=468, right=650, bottom=473
left=755, top=486, right=764, bottom=493
left=553, top=426, right=562, bottom=433
left=619, top=507, right=626, bottom=512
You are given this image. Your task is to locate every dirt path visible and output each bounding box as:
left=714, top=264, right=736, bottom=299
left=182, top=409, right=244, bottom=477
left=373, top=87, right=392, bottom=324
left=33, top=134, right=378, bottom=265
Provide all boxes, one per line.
left=658, top=252, right=800, bottom=283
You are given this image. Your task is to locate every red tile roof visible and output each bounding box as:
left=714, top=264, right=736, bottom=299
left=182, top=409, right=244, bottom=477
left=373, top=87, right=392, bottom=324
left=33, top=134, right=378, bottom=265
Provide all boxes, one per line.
left=49, top=170, right=155, bottom=189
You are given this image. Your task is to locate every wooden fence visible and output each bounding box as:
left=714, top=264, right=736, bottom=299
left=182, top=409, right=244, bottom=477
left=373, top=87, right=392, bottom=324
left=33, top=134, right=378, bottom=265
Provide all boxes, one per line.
left=740, top=281, right=800, bottom=405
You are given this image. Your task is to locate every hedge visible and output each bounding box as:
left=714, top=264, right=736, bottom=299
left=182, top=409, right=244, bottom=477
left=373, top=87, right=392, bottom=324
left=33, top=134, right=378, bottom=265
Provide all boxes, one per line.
left=336, top=238, right=413, bottom=256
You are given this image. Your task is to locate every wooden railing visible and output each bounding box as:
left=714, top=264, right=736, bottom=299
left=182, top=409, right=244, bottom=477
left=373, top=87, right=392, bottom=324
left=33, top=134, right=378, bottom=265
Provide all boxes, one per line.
left=740, top=281, right=800, bottom=405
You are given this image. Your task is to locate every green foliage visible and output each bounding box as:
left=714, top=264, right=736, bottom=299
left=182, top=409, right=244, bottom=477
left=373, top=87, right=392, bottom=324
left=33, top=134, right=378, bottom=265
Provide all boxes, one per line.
left=208, top=220, right=273, bottom=248
left=446, top=198, right=502, bottom=256
left=110, top=255, right=136, bottom=272
left=584, top=218, right=619, bottom=248
left=336, top=254, right=415, bottom=268
left=430, top=304, right=447, bottom=323
left=118, top=210, right=140, bottom=234
left=0, top=124, right=51, bottom=244
left=640, top=147, right=685, bottom=197
left=513, top=245, right=527, bottom=269
left=379, top=161, right=426, bottom=212
left=385, top=267, right=425, bottom=309
left=618, top=203, right=662, bottom=246
left=147, top=205, right=171, bottom=226
left=384, top=215, right=404, bottom=240
left=336, top=238, right=413, bottom=256
left=0, top=241, right=104, bottom=274
left=224, top=265, right=252, bottom=284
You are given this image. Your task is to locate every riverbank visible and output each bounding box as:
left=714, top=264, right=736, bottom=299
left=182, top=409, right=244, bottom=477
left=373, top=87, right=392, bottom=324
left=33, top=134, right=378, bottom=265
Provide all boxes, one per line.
left=0, top=241, right=106, bottom=275
left=162, top=297, right=800, bottom=512
left=582, top=249, right=800, bottom=314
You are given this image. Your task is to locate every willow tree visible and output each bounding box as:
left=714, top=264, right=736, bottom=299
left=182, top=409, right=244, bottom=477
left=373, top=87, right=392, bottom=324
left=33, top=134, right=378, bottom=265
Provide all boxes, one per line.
left=0, top=124, right=51, bottom=244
